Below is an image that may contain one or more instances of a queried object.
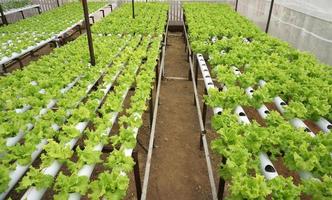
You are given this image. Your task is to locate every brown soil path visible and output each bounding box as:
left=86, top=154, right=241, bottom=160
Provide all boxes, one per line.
left=145, top=32, right=213, bottom=200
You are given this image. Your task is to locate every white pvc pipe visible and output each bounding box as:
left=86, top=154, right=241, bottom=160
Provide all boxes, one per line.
left=257, top=105, right=270, bottom=119
left=315, top=117, right=332, bottom=133
left=244, top=80, right=318, bottom=180
left=258, top=79, right=331, bottom=135
left=231, top=66, right=241, bottom=76
left=15, top=105, right=31, bottom=113
left=258, top=80, right=266, bottom=87
left=273, top=96, right=286, bottom=114
left=196, top=54, right=223, bottom=115
left=234, top=106, right=250, bottom=124
left=21, top=122, right=88, bottom=200
left=289, top=118, right=315, bottom=137
left=245, top=86, right=254, bottom=97
left=202, top=57, right=278, bottom=180
left=259, top=152, right=278, bottom=180
left=0, top=73, right=96, bottom=198
left=235, top=105, right=278, bottom=179
left=5, top=75, right=81, bottom=147
left=68, top=60, right=140, bottom=200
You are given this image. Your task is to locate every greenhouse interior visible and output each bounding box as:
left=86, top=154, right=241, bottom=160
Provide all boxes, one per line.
left=0, top=0, right=331, bottom=199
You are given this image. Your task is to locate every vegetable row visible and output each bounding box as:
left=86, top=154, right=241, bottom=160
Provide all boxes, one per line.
left=0, top=2, right=106, bottom=61
left=92, top=3, right=168, bottom=35
left=1, top=0, right=31, bottom=11
left=184, top=3, right=332, bottom=199
left=0, top=3, right=167, bottom=199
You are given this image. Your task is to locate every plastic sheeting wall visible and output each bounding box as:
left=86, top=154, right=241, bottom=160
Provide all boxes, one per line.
left=236, top=0, right=332, bottom=65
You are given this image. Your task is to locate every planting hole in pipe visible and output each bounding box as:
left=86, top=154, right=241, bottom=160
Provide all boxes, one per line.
left=204, top=69, right=208, bottom=72
left=265, top=165, right=276, bottom=173
left=327, top=125, right=332, bottom=130
left=264, top=110, right=270, bottom=114
left=280, top=102, right=286, bottom=106
left=202, top=63, right=206, bottom=66
left=208, top=82, right=213, bottom=85
left=217, top=111, right=222, bottom=115
left=250, top=89, right=254, bottom=93
left=205, top=75, right=210, bottom=78
left=239, top=112, right=246, bottom=116
left=304, top=128, right=311, bottom=133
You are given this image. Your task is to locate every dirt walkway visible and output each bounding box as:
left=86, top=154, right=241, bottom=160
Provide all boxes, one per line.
left=145, top=32, right=213, bottom=200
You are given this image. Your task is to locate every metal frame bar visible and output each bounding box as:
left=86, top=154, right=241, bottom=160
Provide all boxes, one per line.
left=20, top=10, right=25, bottom=19
left=265, top=0, right=275, bottom=33
left=235, top=0, right=239, bottom=11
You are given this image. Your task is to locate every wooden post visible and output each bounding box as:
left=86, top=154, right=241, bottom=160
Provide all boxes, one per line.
left=0, top=4, right=8, bottom=25
left=81, top=0, right=96, bottom=66
left=132, top=0, right=135, bottom=19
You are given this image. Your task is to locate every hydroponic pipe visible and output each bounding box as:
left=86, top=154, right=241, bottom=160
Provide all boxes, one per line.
left=198, top=54, right=278, bottom=181
left=200, top=55, right=278, bottom=180
left=23, top=56, right=139, bottom=199
left=234, top=105, right=278, bottom=180
left=21, top=122, right=88, bottom=200
left=258, top=80, right=332, bottom=133
left=68, top=62, right=141, bottom=200
left=0, top=71, right=107, bottom=200
left=247, top=88, right=315, bottom=180
left=0, top=38, right=130, bottom=198
left=0, top=137, right=49, bottom=200
left=196, top=53, right=223, bottom=115
left=6, top=76, right=82, bottom=147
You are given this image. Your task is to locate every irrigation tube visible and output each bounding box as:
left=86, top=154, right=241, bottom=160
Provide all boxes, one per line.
left=140, top=21, right=168, bottom=200
left=182, top=22, right=218, bottom=199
